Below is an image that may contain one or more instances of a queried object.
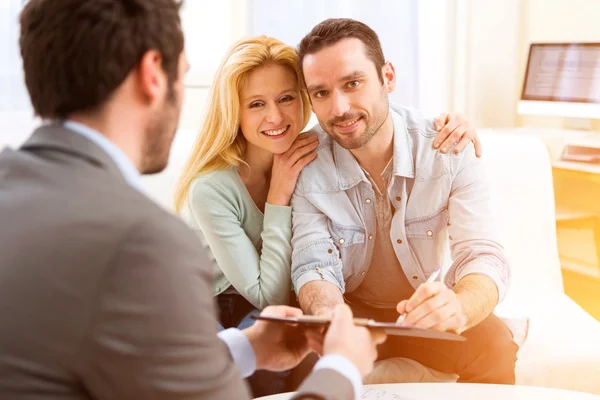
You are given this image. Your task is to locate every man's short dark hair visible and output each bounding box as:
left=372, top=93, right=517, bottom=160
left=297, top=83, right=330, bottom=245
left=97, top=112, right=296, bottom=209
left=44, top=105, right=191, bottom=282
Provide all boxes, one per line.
left=19, top=0, right=185, bottom=119
left=297, top=18, right=385, bottom=85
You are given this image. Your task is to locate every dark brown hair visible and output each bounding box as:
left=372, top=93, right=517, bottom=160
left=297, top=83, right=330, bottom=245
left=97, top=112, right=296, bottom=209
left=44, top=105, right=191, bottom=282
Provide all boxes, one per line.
left=19, top=0, right=185, bottom=119
left=297, top=18, right=385, bottom=84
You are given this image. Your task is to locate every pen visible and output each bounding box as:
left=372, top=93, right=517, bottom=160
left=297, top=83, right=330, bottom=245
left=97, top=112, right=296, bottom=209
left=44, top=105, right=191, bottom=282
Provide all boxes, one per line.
left=396, top=267, right=442, bottom=325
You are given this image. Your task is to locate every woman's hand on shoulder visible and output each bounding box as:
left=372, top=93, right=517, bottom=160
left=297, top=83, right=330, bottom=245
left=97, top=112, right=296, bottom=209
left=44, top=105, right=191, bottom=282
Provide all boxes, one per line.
left=432, top=112, right=482, bottom=158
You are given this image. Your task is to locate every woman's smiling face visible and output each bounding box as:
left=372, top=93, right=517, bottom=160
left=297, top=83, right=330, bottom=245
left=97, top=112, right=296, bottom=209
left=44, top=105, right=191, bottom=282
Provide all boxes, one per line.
left=238, top=63, right=304, bottom=155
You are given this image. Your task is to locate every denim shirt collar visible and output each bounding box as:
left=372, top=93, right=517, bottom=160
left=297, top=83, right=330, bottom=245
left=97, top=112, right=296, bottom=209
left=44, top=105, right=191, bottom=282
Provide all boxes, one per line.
left=332, top=108, right=415, bottom=191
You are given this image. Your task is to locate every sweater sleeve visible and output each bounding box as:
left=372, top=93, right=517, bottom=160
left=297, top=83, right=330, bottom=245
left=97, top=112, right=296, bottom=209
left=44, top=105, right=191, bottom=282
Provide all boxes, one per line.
left=188, top=176, right=292, bottom=309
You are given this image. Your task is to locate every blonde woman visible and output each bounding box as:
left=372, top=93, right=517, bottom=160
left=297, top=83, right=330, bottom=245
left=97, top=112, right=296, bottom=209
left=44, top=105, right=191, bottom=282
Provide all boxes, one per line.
left=175, top=37, right=317, bottom=396
left=175, top=36, right=315, bottom=321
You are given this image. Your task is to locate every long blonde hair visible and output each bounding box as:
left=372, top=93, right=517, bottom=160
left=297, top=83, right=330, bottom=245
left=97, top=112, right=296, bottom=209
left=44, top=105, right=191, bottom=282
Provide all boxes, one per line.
left=174, top=36, right=312, bottom=212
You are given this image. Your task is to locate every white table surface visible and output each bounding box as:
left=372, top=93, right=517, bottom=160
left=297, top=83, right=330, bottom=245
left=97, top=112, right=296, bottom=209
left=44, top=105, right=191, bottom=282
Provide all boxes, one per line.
left=256, top=383, right=600, bottom=399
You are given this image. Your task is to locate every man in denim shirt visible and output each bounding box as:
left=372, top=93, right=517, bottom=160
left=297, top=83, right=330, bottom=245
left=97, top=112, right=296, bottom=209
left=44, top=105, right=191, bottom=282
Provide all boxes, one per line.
left=291, top=18, right=519, bottom=384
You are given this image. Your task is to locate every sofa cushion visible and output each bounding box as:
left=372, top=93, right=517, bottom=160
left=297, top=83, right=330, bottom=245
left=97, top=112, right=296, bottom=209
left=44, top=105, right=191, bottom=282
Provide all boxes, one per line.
left=515, top=293, right=600, bottom=394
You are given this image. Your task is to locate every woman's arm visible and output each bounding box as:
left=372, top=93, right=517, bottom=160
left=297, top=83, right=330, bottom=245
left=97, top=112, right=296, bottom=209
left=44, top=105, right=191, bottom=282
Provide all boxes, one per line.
left=188, top=177, right=292, bottom=309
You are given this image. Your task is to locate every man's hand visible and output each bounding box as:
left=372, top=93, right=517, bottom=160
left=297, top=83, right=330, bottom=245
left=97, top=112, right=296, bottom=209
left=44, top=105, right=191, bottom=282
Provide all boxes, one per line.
left=433, top=112, right=482, bottom=157
left=323, top=304, right=387, bottom=377
left=243, top=306, right=322, bottom=372
left=396, top=282, right=468, bottom=334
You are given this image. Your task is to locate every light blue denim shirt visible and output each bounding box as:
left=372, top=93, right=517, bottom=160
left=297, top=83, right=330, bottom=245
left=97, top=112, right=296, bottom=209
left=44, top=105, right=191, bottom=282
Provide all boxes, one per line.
left=291, top=105, right=510, bottom=302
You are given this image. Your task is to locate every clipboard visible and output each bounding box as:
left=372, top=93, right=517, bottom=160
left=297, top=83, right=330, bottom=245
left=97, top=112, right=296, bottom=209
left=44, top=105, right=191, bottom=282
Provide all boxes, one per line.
left=251, top=314, right=466, bottom=342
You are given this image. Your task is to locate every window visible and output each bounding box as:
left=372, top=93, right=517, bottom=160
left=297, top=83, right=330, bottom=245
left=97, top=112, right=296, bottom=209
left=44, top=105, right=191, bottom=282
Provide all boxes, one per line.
left=0, top=0, right=30, bottom=112
left=0, top=1, right=38, bottom=147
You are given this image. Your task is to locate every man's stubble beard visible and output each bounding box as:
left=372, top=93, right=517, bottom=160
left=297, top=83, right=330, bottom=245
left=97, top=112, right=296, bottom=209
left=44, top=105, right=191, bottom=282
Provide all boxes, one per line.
left=322, top=86, right=389, bottom=150
left=141, top=86, right=182, bottom=175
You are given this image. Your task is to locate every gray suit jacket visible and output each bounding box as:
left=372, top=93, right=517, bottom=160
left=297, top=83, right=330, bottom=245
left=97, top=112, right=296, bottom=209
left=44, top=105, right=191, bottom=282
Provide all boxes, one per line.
left=0, top=124, right=354, bottom=400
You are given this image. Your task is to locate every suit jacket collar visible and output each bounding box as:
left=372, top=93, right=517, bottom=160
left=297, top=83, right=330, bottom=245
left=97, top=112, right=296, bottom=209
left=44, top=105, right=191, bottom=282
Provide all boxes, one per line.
left=20, top=122, right=126, bottom=182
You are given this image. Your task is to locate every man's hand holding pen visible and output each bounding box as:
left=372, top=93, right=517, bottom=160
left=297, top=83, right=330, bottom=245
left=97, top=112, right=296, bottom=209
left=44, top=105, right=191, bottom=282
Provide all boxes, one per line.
left=396, top=268, right=468, bottom=334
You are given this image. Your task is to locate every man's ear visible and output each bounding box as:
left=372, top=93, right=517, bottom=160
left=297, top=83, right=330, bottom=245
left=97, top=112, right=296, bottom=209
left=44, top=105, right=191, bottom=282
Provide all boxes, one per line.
left=382, top=61, right=396, bottom=93
left=137, top=50, right=167, bottom=105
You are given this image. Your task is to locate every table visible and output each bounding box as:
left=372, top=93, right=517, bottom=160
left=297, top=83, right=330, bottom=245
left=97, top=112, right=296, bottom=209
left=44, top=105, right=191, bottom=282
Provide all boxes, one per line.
left=256, top=383, right=600, bottom=399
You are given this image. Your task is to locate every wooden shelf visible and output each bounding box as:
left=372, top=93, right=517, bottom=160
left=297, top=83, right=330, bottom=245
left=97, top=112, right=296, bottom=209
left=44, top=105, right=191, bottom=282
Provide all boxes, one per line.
left=552, top=164, right=600, bottom=320
left=562, top=269, right=600, bottom=321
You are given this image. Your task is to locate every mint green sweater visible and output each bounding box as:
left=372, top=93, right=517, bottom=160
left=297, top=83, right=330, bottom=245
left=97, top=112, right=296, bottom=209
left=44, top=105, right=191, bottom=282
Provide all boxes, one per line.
left=183, top=168, right=292, bottom=309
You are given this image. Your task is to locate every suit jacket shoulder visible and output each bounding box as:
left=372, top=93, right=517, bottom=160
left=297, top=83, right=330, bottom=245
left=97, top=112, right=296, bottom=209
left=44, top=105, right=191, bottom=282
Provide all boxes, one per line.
left=0, top=125, right=251, bottom=399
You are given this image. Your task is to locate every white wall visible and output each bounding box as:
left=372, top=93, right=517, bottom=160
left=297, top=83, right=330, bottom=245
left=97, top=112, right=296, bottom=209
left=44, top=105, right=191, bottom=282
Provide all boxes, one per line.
left=451, top=0, right=522, bottom=128
left=0, top=0, right=30, bottom=113
left=181, top=0, right=247, bottom=87
left=0, top=0, right=37, bottom=147
left=178, top=0, right=248, bottom=132
left=523, top=0, right=600, bottom=42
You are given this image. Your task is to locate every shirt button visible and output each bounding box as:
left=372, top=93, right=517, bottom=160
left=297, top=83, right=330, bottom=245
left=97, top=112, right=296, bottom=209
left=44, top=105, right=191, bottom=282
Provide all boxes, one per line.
left=339, top=238, right=345, bottom=244
left=378, top=213, right=384, bottom=218
left=368, top=235, right=373, bottom=240
left=366, top=198, right=372, bottom=204
left=396, top=196, right=401, bottom=201
left=361, top=271, right=366, bottom=276
left=327, top=249, right=333, bottom=254
left=413, top=276, right=419, bottom=280
left=397, top=239, right=402, bottom=244
left=379, top=196, right=384, bottom=201
left=427, top=230, right=433, bottom=237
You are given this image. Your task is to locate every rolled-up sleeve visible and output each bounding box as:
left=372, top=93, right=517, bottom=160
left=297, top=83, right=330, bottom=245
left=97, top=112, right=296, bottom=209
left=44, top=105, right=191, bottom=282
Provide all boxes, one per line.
left=445, top=146, right=511, bottom=302
left=291, top=188, right=345, bottom=296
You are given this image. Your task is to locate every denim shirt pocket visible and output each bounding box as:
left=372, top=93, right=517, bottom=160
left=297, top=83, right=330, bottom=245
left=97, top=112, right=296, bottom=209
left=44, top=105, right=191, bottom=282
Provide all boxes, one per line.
left=328, top=222, right=366, bottom=285
left=329, top=222, right=365, bottom=246
left=405, top=207, right=449, bottom=239
left=405, top=208, right=450, bottom=277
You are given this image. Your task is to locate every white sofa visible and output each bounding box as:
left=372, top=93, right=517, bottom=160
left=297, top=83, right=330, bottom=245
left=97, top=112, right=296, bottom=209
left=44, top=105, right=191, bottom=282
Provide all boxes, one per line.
left=4, top=126, right=600, bottom=394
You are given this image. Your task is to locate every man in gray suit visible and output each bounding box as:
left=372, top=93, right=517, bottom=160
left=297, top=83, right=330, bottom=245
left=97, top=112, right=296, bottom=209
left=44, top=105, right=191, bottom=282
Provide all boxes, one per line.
left=0, top=1, right=386, bottom=399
